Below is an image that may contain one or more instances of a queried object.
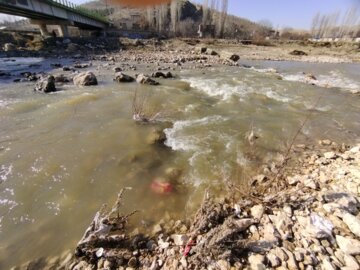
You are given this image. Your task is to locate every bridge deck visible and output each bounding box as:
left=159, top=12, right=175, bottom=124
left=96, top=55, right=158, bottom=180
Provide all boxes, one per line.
left=0, top=0, right=108, bottom=29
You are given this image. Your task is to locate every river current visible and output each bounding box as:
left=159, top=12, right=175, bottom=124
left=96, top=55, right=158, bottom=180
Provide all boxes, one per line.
left=0, top=57, right=359, bottom=268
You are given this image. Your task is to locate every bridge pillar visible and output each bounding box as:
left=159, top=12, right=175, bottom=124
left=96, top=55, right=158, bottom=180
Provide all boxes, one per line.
left=38, top=23, right=50, bottom=37
left=58, top=25, right=69, bottom=37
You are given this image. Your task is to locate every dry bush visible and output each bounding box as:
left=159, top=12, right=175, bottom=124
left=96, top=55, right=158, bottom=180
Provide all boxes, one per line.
left=132, top=88, right=167, bottom=123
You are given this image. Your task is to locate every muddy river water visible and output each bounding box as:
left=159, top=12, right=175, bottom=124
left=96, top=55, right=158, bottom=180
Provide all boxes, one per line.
left=0, top=57, right=359, bottom=268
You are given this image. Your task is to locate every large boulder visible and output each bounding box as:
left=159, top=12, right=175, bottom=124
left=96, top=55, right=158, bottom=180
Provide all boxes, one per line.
left=136, top=74, right=159, bottom=85
left=34, top=76, right=56, bottom=93
left=3, top=43, right=16, bottom=52
left=114, top=72, right=135, bottom=83
left=73, top=72, right=98, bottom=86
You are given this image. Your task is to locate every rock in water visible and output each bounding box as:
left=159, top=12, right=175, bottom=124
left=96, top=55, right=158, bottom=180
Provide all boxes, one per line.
left=151, top=71, right=173, bottom=79
left=114, top=72, right=135, bottom=83
left=73, top=72, right=98, bottom=86
left=34, top=76, right=56, bottom=93
left=136, top=74, right=159, bottom=85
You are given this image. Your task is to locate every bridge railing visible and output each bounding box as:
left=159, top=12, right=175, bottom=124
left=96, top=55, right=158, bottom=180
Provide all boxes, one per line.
left=49, top=0, right=108, bottom=23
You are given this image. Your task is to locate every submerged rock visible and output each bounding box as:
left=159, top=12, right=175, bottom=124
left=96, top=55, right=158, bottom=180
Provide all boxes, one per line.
left=146, top=128, right=166, bottom=145
left=73, top=72, right=98, bottom=86
left=34, top=76, right=56, bottom=93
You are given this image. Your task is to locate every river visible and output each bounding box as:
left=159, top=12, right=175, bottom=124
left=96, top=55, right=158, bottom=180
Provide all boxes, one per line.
left=0, top=57, right=359, bottom=268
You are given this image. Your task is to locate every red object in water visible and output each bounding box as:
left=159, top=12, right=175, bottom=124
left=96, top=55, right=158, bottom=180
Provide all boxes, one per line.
left=151, top=180, right=173, bottom=194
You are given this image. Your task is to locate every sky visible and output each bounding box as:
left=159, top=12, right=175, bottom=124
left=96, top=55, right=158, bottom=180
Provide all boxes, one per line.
left=1, top=0, right=359, bottom=29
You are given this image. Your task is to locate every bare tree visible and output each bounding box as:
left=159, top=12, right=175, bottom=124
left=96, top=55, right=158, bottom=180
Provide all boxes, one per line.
left=218, top=0, right=228, bottom=37
left=170, top=0, right=182, bottom=33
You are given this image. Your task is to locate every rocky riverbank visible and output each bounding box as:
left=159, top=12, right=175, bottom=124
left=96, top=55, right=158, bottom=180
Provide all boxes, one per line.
left=12, top=141, right=360, bottom=270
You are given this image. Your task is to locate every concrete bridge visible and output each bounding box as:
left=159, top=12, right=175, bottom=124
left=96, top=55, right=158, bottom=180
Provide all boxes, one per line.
left=0, top=0, right=109, bottom=36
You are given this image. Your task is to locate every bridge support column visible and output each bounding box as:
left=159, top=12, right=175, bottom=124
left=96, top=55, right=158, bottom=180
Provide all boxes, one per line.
left=38, top=23, right=50, bottom=37
left=58, top=25, right=69, bottom=37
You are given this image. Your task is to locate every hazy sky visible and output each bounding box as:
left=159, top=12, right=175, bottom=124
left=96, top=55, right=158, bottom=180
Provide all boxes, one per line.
left=1, top=0, right=359, bottom=29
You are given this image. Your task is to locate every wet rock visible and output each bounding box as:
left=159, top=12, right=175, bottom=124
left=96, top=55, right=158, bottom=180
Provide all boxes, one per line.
left=151, top=71, right=173, bottom=79
left=34, top=76, right=56, bottom=93
left=73, top=72, right=98, bottom=86
left=114, top=72, right=135, bottom=83
left=146, top=129, right=166, bottom=145
left=4, top=43, right=16, bottom=51
left=136, top=74, right=159, bottom=85
left=343, top=213, right=360, bottom=237
left=290, top=50, right=308, bottom=56
left=336, top=235, right=360, bottom=255
left=165, top=167, right=182, bottom=181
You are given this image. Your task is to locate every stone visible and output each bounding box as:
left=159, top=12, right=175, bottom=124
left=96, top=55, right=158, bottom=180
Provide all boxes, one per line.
left=282, top=248, right=299, bottom=270
left=73, top=72, right=98, bottom=86
left=248, top=254, right=265, bottom=270
left=146, top=129, right=166, bottom=145
left=153, top=224, right=162, bottom=234
left=34, top=76, right=56, bottom=93
left=128, top=257, right=137, bottom=268
left=136, top=74, right=159, bottom=85
left=304, top=178, right=319, bottom=190
left=171, top=234, right=188, bottom=246
left=4, top=43, right=16, bottom=51
left=113, top=67, right=122, bottom=72
left=220, top=51, right=240, bottom=62
left=152, top=71, right=173, bottom=79
left=343, top=213, right=360, bottom=237
left=114, top=72, right=135, bottom=83
left=266, top=253, right=281, bottom=267
left=321, top=258, right=336, bottom=270
left=251, top=204, right=265, bottom=220
left=216, top=260, right=230, bottom=270
left=336, top=235, right=360, bottom=255
left=324, top=152, right=337, bottom=159
left=290, top=50, right=308, bottom=56
left=344, top=254, right=360, bottom=269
